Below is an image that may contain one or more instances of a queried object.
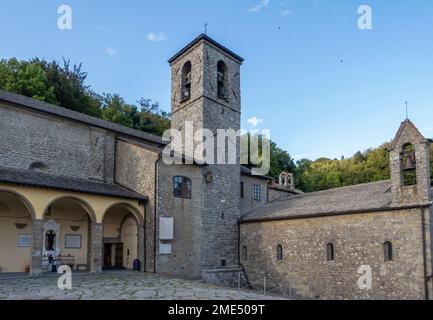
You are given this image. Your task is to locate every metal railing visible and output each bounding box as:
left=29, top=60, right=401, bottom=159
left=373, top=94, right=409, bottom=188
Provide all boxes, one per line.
left=236, top=272, right=294, bottom=299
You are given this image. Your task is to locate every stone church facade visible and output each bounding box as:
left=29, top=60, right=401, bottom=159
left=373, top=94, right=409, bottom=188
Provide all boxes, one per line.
left=0, top=34, right=432, bottom=300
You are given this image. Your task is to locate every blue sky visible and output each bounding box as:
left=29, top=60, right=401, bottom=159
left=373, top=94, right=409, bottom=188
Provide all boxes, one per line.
left=1, top=0, right=433, bottom=160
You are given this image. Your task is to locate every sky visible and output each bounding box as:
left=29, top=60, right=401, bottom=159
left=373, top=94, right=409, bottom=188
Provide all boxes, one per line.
left=1, top=0, right=433, bottom=160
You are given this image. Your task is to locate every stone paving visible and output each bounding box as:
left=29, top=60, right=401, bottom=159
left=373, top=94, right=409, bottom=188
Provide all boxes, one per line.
left=0, top=271, right=284, bottom=300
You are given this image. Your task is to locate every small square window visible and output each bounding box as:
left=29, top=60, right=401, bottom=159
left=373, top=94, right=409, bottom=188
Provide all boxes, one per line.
left=173, top=176, right=192, bottom=199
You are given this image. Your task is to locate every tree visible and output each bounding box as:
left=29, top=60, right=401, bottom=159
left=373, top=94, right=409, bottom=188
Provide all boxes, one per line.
left=31, top=58, right=101, bottom=117
left=0, top=58, right=56, bottom=103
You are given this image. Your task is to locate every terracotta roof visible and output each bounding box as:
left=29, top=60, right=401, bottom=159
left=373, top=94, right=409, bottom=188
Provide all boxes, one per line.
left=168, top=34, right=244, bottom=64
left=0, top=89, right=165, bottom=146
left=241, top=180, right=431, bottom=222
left=0, top=167, right=147, bottom=202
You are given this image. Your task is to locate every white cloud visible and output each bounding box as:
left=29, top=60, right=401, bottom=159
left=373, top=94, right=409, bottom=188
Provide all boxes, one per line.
left=105, top=47, right=117, bottom=56
left=281, top=9, right=294, bottom=16
left=248, top=0, right=271, bottom=13
left=147, top=32, right=167, bottom=42
left=247, top=117, right=264, bottom=127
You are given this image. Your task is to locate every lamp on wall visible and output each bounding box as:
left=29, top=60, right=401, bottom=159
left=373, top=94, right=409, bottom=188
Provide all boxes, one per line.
left=205, top=171, right=213, bottom=183
left=70, top=226, right=80, bottom=232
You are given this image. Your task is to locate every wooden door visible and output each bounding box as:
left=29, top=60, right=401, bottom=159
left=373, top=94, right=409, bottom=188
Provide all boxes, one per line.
left=115, top=243, right=123, bottom=267
left=103, top=243, right=112, bottom=267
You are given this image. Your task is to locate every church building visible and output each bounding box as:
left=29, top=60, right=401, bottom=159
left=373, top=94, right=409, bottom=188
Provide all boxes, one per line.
left=0, top=34, right=432, bottom=300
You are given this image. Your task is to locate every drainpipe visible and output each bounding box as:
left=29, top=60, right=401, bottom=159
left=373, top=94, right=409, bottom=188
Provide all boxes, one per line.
left=153, top=153, right=162, bottom=274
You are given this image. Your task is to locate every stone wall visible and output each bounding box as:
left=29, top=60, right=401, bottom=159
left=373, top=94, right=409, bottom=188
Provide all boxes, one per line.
left=268, top=187, right=291, bottom=202
left=240, top=208, right=428, bottom=300
left=156, top=162, right=204, bottom=279
left=115, top=138, right=160, bottom=272
left=0, top=102, right=115, bottom=182
left=240, top=175, right=269, bottom=217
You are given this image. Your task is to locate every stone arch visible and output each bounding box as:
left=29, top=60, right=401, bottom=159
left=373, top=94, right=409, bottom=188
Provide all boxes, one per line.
left=101, top=202, right=143, bottom=270
left=401, top=143, right=417, bottom=186
left=0, top=187, right=36, bottom=220
left=0, top=188, right=35, bottom=273
left=181, top=61, right=192, bottom=101
left=217, top=60, right=228, bottom=99
left=42, top=195, right=97, bottom=223
left=101, top=202, right=143, bottom=226
left=279, top=173, right=287, bottom=186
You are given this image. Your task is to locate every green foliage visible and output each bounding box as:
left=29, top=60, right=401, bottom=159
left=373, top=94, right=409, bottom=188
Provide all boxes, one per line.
left=0, top=58, right=57, bottom=103
left=0, top=57, right=171, bottom=136
left=294, top=144, right=391, bottom=192
left=31, top=58, right=102, bottom=117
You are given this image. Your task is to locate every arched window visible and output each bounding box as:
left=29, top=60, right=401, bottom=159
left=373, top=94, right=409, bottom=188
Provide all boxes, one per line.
left=217, top=60, right=228, bottom=99
left=276, top=244, right=283, bottom=261
left=173, top=176, right=192, bottom=199
left=242, top=246, right=248, bottom=261
left=384, top=241, right=393, bottom=262
left=327, top=243, right=335, bottom=261
left=181, top=61, right=192, bottom=101
left=401, top=143, right=417, bottom=186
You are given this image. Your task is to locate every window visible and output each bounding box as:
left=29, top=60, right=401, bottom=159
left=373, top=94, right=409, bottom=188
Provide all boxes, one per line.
left=221, top=259, right=226, bottom=267
left=217, top=60, right=228, bottom=99
left=242, top=246, right=248, bottom=261
left=401, top=143, right=417, bottom=186
left=277, top=244, right=283, bottom=261
left=173, top=176, right=192, bottom=199
left=384, top=241, right=393, bottom=262
left=240, top=182, right=244, bottom=199
left=327, top=243, right=335, bottom=261
left=254, top=185, right=261, bottom=201
left=181, top=61, right=192, bottom=101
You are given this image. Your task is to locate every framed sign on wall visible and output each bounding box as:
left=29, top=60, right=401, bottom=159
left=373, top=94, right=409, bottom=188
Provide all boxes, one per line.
left=17, top=234, right=31, bottom=248
left=65, top=234, right=82, bottom=249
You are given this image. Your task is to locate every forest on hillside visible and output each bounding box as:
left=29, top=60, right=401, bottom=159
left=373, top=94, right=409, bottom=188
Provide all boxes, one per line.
left=1, top=57, right=432, bottom=192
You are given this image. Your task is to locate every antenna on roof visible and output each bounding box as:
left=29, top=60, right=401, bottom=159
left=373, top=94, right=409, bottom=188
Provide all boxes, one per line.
left=204, top=22, right=208, bottom=35
left=405, top=101, right=409, bottom=120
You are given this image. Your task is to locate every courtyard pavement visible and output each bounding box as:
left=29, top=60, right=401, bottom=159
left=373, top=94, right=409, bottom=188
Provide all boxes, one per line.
left=0, top=271, right=283, bottom=300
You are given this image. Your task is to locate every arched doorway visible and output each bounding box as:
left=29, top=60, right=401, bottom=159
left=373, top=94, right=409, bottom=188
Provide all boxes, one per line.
left=102, top=203, right=141, bottom=270
left=42, top=197, right=95, bottom=272
left=0, top=190, right=34, bottom=273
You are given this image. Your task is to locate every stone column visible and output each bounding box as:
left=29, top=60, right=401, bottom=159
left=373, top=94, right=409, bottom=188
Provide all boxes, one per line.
left=138, top=224, right=145, bottom=271
left=30, top=219, right=44, bottom=276
left=90, top=223, right=103, bottom=273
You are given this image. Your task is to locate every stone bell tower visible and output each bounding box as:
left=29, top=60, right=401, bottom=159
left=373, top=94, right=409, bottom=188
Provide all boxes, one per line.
left=168, top=34, right=244, bottom=281
left=388, top=119, right=432, bottom=205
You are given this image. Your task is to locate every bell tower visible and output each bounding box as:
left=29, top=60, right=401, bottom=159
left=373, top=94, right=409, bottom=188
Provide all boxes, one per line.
left=388, top=119, right=431, bottom=204
left=168, top=34, right=244, bottom=279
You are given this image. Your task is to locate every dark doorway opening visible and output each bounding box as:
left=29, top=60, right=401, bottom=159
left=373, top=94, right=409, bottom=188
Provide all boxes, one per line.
left=103, top=243, right=125, bottom=271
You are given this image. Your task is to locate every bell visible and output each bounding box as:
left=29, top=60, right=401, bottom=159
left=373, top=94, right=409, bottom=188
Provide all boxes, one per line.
left=402, top=151, right=416, bottom=171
